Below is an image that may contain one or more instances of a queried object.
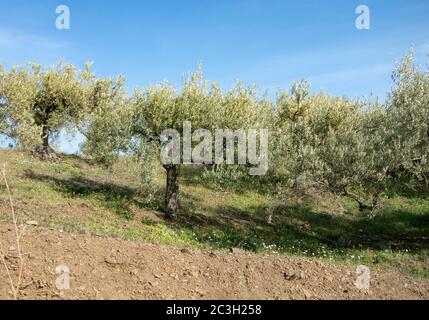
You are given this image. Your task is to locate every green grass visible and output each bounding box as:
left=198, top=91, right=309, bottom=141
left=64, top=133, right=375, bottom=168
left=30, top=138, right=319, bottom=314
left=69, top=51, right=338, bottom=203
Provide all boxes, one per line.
left=0, top=148, right=428, bottom=278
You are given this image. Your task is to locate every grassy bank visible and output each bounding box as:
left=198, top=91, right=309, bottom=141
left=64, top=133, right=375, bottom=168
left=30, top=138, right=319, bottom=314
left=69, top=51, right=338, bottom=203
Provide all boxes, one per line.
left=0, top=148, right=427, bottom=278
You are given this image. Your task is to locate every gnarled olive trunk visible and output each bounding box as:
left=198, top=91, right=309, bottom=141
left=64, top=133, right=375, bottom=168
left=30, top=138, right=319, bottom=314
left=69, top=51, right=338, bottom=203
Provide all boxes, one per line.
left=42, top=125, right=50, bottom=151
left=33, top=125, right=59, bottom=162
left=164, top=164, right=179, bottom=219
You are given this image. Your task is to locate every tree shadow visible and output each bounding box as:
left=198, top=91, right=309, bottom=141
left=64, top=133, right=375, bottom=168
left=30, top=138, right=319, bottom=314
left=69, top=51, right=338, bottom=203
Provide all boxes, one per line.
left=24, top=169, right=137, bottom=220
left=22, top=168, right=429, bottom=254
left=277, top=204, right=429, bottom=251
left=171, top=193, right=429, bottom=253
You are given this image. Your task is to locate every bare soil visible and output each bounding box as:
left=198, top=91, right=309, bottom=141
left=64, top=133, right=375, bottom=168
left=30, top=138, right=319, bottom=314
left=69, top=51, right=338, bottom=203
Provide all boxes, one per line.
left=0, top=221, right=428, bottom=300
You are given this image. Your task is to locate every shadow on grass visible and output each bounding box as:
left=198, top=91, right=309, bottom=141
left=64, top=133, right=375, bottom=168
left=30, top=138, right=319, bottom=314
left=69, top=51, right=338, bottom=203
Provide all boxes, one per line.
left=22, top=168, right=429, bottom=254
left=172, top=195, right=429, bottom=253
left=279, top=204, right=429, bottom=250
left=24, top=169, right=137, bottom=220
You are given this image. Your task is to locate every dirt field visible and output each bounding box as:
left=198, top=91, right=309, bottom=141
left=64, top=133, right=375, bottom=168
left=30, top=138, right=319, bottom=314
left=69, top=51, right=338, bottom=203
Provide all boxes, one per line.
left=0, top=221, right=428, bottom=300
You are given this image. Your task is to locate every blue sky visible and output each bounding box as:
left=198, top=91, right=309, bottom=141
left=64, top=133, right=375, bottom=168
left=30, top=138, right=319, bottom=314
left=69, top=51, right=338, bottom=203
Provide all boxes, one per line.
left=1, top=0, right=428, bottom=152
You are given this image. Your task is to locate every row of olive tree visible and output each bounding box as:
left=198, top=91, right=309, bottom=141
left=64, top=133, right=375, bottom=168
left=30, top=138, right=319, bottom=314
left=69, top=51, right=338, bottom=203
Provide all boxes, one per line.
left=1, top=53, right=427, bottom=217
left=272, top=53, right=428, bottom=212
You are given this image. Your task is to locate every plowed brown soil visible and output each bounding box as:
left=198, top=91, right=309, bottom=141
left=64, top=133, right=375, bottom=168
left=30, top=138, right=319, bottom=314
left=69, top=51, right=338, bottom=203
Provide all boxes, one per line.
left=1, top=221, right=428, bottom=300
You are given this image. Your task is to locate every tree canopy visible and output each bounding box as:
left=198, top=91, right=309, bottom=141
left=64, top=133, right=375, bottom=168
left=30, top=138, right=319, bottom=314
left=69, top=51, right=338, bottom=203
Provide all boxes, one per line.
left=0, top=61, right=124, bottom=161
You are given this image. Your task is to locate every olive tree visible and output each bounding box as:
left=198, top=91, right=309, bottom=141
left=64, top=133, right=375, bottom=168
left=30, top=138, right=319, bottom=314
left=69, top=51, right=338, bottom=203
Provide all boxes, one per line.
left=311, top=100, right=392, bottom=211
left=274, top=80, right=392, bottom=211
left=79, top=75, right=129, bottom=166
left=386, top=52, right=429, bottom=186
left=0, top=61, right=111, bottom=160
left=128, top=71, right=269, bottom=218
left=0, top=63, right=41, bottom=148
left=274, top=80, right=315, bottom=192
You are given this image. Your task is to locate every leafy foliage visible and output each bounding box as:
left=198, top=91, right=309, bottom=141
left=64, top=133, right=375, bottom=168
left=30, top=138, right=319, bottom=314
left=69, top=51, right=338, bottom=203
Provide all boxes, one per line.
left=273, top=53, right=429, bottom=211
left=387, top=52, right=429, bottom=185
left=0, top=61, right=123, bottom=157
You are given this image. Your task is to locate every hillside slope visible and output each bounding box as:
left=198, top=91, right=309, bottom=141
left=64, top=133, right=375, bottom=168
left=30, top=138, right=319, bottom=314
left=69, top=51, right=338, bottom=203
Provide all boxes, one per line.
left=0, top=148, right=428, bottom=299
